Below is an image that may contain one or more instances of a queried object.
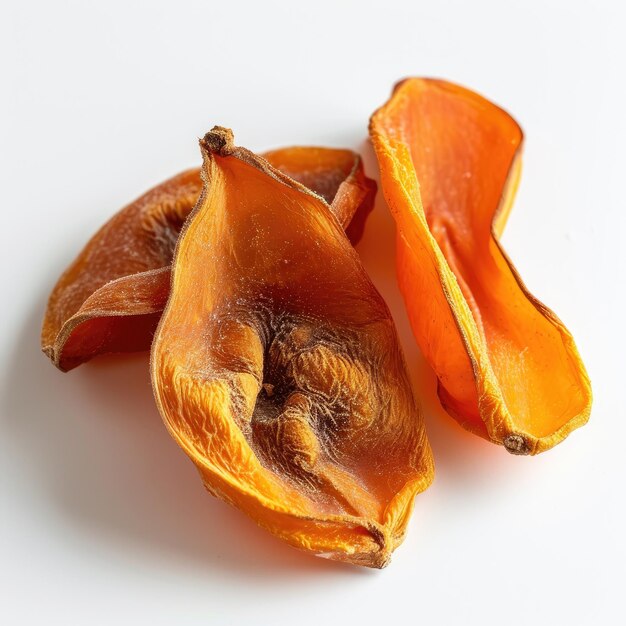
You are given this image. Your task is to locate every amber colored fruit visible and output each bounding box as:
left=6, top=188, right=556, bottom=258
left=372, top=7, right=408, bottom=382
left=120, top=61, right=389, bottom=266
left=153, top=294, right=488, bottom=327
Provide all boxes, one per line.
left=370, top=78, right=592, bottom=454
left=151, top=127, right=434, bottom=568
left=42, top=147, right=375, bottom=372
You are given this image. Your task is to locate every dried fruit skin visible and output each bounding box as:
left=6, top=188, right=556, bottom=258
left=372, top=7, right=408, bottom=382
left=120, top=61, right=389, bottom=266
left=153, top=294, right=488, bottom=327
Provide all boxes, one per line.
left=369, top=78, right=592, bottom=454
left=42, top=148, right=375, bottom=371
left=151, top=127, right=433, bottom=567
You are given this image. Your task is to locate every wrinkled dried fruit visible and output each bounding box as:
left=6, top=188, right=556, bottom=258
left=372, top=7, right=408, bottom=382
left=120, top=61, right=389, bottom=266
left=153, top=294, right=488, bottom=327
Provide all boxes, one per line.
left=42, top=147, right=375, bottom=371
left=370, top=78, right=592, bottom=454
left=151, top=127, right=433, bottom=567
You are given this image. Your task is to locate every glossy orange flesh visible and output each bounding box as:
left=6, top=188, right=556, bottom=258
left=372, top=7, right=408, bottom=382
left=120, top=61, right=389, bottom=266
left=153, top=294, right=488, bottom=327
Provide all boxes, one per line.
left=370, top=78, right=591, bottom=454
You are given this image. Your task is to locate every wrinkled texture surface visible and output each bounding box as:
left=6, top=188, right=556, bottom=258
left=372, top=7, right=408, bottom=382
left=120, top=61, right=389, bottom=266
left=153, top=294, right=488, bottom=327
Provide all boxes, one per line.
left=370, top=78, right=591, bottom=454
left=42, top=147, right=375, bottom=371
left=151, top=127, right=433, bottom=567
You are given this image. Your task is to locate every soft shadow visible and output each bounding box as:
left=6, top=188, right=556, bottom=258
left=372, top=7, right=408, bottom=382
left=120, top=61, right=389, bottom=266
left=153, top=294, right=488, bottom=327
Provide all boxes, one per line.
left=0, top=291, right=369, bottom=581
left=354, top=138, right=508, bottom=481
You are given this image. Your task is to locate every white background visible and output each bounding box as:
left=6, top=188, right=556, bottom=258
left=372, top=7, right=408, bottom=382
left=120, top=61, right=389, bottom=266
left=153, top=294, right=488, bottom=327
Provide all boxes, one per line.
left=1, top=1, right=624, bottom=624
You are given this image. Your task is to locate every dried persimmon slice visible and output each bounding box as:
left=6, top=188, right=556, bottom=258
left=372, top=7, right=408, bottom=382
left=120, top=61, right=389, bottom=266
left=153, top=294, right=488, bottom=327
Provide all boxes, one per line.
left=151, top=127, right=433, bottom=567
left=370, top=78, right=591, bottom=454
left=42, top=147, right=375, bottom=371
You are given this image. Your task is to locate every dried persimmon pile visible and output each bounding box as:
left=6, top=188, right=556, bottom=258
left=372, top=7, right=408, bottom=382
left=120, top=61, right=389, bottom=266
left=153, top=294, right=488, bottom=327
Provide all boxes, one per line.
left=42, top=78, right=592, bottom=568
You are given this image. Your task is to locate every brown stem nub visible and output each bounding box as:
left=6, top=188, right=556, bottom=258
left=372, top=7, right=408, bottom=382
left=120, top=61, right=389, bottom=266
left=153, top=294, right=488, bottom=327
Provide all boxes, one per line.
left=201, top=126, right=235, bottom=156
left=503, top=433, right=531, bottom=455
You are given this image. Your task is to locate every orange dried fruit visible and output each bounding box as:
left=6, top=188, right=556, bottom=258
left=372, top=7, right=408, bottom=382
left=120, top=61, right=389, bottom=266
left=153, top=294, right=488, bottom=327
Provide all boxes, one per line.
left=151, top=127, right=433, bottom=567
left=370, top=77, right=592, bottom=454
left=42, top=147, right=375, bottom=371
